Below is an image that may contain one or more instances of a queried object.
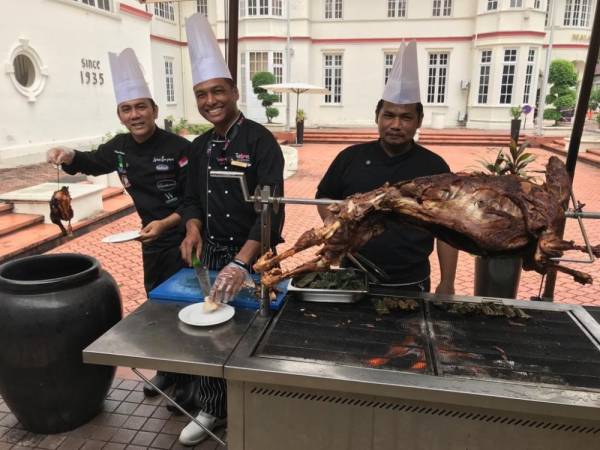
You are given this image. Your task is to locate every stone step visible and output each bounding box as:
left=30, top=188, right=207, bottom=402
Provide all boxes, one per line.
left=0, top=202, right=13, bottom=216
left=102, top=186, right=125, bottom=199
left=0, top=213, right=44, bottom=237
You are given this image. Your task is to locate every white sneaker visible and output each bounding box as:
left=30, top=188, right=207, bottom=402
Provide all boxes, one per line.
left=178, top=411, right=226, bottom=446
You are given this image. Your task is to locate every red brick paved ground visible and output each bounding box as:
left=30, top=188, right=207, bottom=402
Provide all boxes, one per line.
left=49, top=142, right=600, bottom=310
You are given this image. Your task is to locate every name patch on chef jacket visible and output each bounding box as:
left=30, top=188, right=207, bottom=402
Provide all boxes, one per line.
left=231, top=152, right=251, bottom=168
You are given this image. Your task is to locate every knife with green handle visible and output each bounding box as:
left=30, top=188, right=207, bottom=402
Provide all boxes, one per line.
left=192, top=252, right=212, bottom=298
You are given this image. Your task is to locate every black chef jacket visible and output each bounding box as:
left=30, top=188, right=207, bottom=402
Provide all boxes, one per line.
left=316, top=140, right=450, bottom=284
left=63, top=127, right=191, bottom=252
left=182, top=115, right=284, bottom=251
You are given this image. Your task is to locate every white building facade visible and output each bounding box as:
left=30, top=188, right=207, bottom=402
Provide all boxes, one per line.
left=0, top=0, right=594, bottom=165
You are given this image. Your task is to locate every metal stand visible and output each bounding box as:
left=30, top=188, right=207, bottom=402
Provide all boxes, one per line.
left=210, top=171, right=339, bottom=315
left=131, top=368, right=226, bottom=447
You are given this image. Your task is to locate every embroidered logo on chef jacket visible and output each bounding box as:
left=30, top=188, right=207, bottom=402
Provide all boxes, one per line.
left=155, top=164, right=170, bottom=171
left=178, top=156, right=188, bottom=168
left=156, top=179, right=177, bottom=192
left=114, top=151, right=131, bottom=187
left=164, top=192, right=178, bottom=205
left=119, top=174, right=131, bottom=188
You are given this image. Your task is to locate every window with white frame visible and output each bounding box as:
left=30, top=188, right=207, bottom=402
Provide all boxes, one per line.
left=245, top=0, right=283, bottom=16
left=522, top=48, right=536, bottom=104
left=324, top=54, right=343, bottom=104
left=478, top=50, right=492, bottom=104
left=499, top=49, right=517, bottom=104
left=259, top=0, right=268, bottom=15
left=249, top=51, right=269, bottom=81
left=487, top=0, right=498, bottom=11
left=534, top=0, right=542, bottom=8
left=272, top=52, right=283, bottom=102
left=154, top=2, right=175, bottom=21
left=427, top=52, right=448, bottom=103
left=325, top=0, right=343, bottom=19
left=197, top=0, right=207, bottom=16
left=432, top=0, right=452, bottom=17
left=164, top=59, right=175, bottom=103
left=388, top=0, right=407, bottom=17
left=545, top=0, right=550, bottom=25
left=564, top=0, right=590, bottom=27
left=75, top=0, right=111, bottom=11
left=384, top=52, right=395, bottom=84
left=509, top=0, right=523, bottom=7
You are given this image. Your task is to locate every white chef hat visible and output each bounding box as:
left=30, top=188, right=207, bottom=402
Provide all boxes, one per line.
left=185, top=12, right=232, bottom=87
left=382, top=41, right=421, bottom=104
left=108, top=48, right=152, bottom=105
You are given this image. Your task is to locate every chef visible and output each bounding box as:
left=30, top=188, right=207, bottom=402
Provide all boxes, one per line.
left=46, top=47, right=191, bottom=397
left=176, top=13, right=285, bottom=446
left=316, top=42, right=457, bottom=294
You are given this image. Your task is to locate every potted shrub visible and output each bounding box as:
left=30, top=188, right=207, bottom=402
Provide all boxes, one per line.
left=474, top=139, right=536, bottom=299
left=296, top=109, right=306, bottom=145
left=509, top=105, right=522, bottom=144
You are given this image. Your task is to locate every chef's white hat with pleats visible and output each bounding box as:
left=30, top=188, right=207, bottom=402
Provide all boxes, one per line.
left=108, top=48, right=152, bottom=105
left=382, top=41, right=421, bottom=104
left=186, top=12, right=232, bottom=86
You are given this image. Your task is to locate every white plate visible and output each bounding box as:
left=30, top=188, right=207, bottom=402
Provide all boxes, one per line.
left=178, top=303, right=235, bottom=327
left=101, top=230, right=141, bottom=243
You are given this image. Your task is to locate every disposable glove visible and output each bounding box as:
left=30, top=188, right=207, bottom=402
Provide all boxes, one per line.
left=210, top=262, right=253, bottom=304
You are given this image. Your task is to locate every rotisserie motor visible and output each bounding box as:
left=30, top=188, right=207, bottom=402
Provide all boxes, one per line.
left=50, top=186, right=74, bottom=236
left=255, top=156, right=599, bottom=287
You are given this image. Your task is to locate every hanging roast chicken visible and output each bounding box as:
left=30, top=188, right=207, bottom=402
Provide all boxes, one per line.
left=49, top=186, right=74, bottom=236
left=254, top=156, right=599, bottom=287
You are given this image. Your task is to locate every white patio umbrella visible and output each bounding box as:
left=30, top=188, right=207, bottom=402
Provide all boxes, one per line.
left=260, top=82, right=330, bottom=123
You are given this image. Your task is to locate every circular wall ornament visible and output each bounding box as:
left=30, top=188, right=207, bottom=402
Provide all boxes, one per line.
left=5, top=38, right=48, bottom=102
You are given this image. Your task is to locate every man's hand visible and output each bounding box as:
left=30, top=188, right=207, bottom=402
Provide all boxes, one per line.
left=139, top=220, right=166, bottom=243
left=47, top=147, right=75, bottom=166
left=210, top=263, right=252, bottom=304
left=435, top=279, right=455, bottom=295
left=180, top=220, right=202, bottom=266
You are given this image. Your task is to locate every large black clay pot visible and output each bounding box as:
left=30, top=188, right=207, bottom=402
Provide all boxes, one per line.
left=0, top=253, right=122, bottom=433
left=474, top=255, right=522, bottom=299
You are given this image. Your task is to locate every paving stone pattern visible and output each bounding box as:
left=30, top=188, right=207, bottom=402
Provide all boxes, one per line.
left=0, top=378, right=226, bottom=450
left=0, top=163, right=86, bottom=195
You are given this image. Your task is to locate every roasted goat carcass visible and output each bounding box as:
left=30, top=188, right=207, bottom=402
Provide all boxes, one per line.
left=255, top=156, right=599, bottom=287
left=50, top=186, right=73, bottom=236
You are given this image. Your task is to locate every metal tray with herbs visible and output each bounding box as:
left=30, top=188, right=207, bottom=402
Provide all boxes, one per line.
left=287, top=268, right=368, bottom=303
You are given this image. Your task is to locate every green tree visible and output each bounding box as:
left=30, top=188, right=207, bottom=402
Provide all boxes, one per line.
left=251, top=71, right=280, bottom=123
left=589, top=86, right=600, bottom=111
left=543, top=59, right=578, bottom=125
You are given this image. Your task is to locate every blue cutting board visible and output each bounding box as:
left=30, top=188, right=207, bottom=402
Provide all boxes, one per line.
left=148, top=268, right=288, bottom=311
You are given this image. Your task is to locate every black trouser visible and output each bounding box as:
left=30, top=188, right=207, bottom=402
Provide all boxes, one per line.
left=142, top=245, right=186, bottom=295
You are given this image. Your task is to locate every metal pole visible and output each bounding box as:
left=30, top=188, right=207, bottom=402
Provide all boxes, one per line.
left=542, top=1, right=600, bottom=300
left=259, top=186, right=272, bottom=317
left=537, top=0, right=556, bottom=136
left=227, top=0, right=239, bottom=85
left=285, top=1, right=291, bottom=131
